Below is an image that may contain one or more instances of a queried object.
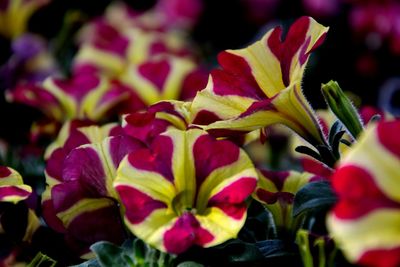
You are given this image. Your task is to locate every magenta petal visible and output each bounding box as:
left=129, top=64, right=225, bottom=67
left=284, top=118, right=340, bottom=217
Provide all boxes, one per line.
left=127, top=135, right=174, bottom=181
left=53, top=74, right=100, bottom=102
left=163, top=212, right=214, bottom=254
left=214, top=51, right=265, bottom=99
left=42, top=199, right=66, bottom=233
left=116, top=185, right=167, bottom=224
left=62, top=147, right=108, bottom=197
left=45, top=148, right=68, bottom=182
left=0, top=166, right=12, bottom=178
left=109, top=136, right=145, bottom=169
left=377, top=121, right=400, bottom=158
left=193, top=134, right=239, bottom=185
left=0, top=186, right=31, bottom=200
left=208, top=177, right=257, bottom=219
left=67, top=205, right=126, bottom=245
left=138, top=59, right=171, bottom=91
left=90, top=21, right=129, bottom=56
left=332, top=165, right=400, bottom=220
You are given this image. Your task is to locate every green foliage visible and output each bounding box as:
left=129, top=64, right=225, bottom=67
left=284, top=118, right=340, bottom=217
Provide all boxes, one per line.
left=76, top=239, right=175, bottom=267
left=296, top=230, right=337, bottom=267
left=27, top=252, right=56, bottom=267
left=293, top=181, right=337, bottom=218
left=321, top=81, right=364, bottom=139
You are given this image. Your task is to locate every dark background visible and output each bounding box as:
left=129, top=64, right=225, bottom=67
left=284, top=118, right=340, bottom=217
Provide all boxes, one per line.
left=1, top=0, right=399, bottom=144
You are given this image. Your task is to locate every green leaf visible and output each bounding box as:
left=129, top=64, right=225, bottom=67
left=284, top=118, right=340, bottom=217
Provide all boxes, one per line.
left=132, top=239, right=146, bottom=266
left=293, top=181, right=337, bottom=217
left=214, top=240, right=264, bottom=263
left=331, top=130, right=346, bottom=159
left=315, top=145, right=336, bottom=168
left=91, top=241, right=134, bottom=267
left=176, top=261, right=204, bottom=267
left=27, top=252, right=56, bottom=267
left=296, top=230, right=313, bottom=267
left=339, top=139, right=352, bottom=146
left=295, top=146, right=321, bottom=161
left=328, top=120, right=342, bottom=146
left=256, top=240, right=289, bottom=258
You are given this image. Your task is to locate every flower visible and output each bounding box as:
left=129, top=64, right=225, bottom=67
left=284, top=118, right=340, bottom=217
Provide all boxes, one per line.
left=0, top=166, right=39, bottom=248
left=100, top=0, right=202, bottom=32
left=0, top=166, right=31, bottom=203
left=253, top=169, right=324, bottom=232
left=8, top=73, right=131, bottom=123
left=114, top=128, right=258, bottom=254
left=119, top=55, right=205, bottom=106
left=42, top=124, right=143, bottom=256
left=327, top=120, right=400, bottom=267
left=191, top=16, right=328, bottom=147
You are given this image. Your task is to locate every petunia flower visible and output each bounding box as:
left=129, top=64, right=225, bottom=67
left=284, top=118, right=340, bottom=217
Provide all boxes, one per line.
left=7, top=73, right=131, bottom=123
left=253, top=169, right=324, bottom=233
left=0, top=166, right=31, bottom=203
left=114, top=128, right=258, bottom=254
left=191, top=16, right=328, bottom=147
left=327, top=120, right=400, bottom=267
left=101, top=0, right=202, bottom=32
left=0, top=0, right=50, bottom=39
left=74, top=22, right=193, bottom=77
left=42, top=123, right=121, bottom=232
left=0, top=166, right=40, bottom=248
left=119, top=55, right=205, bottom=107
left=42, top=124, right=142, bottom=257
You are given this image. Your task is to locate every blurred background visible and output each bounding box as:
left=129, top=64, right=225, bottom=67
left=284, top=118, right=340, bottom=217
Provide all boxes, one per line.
left=1, top=0, right=399, bottom=144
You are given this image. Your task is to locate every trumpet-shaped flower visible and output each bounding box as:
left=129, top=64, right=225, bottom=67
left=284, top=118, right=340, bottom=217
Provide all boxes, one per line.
left=119, top=55, right=204, bottom=106
left=0, top=0, right=50, bottom=39
left=0, top=166, right=31, bottom=203
left=42, top=124, right=142, bottom=256
left=42, top=123, right=121, bottom=233
left=253, top=169, right=324, bottom=232
left=8, top=73, right=131, bottom=122
left=0, top=167, right=40, bottom=262
left=0, top=166, right=38, bottom=239
left=101, top=0, right=202, bottom=32
left=191, top=16, right=328, bottom=147
left=114, top=128, right=258, bottom=254
left=74, top=23, right=192, bottom=76
left=327, top=120, right=400, bottom=267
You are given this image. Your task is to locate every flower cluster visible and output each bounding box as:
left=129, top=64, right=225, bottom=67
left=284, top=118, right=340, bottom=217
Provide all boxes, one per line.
left=1, top=3, right=399, bottom=267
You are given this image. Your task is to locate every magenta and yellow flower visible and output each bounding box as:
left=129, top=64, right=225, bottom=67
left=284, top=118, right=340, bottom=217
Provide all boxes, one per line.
left=42, top=124, right=143, bottom=256
left=327, top=120, right=400, bottom=267
left=114, top=128, right=258, bottom=254
left=253, top=169, right=324, bottom=232
left=99, top=0, right=202, bottom=32
left=0, top=166, right=31, bottom=203
left=191, top=16, right=328, bottom=147
left=0, top=166, right=40, bottom=260
left=119, top=55, right=204, bottom=106
left=74, top=22, right=193, bottom=76
left=8, top=73, right=131, bottom=123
